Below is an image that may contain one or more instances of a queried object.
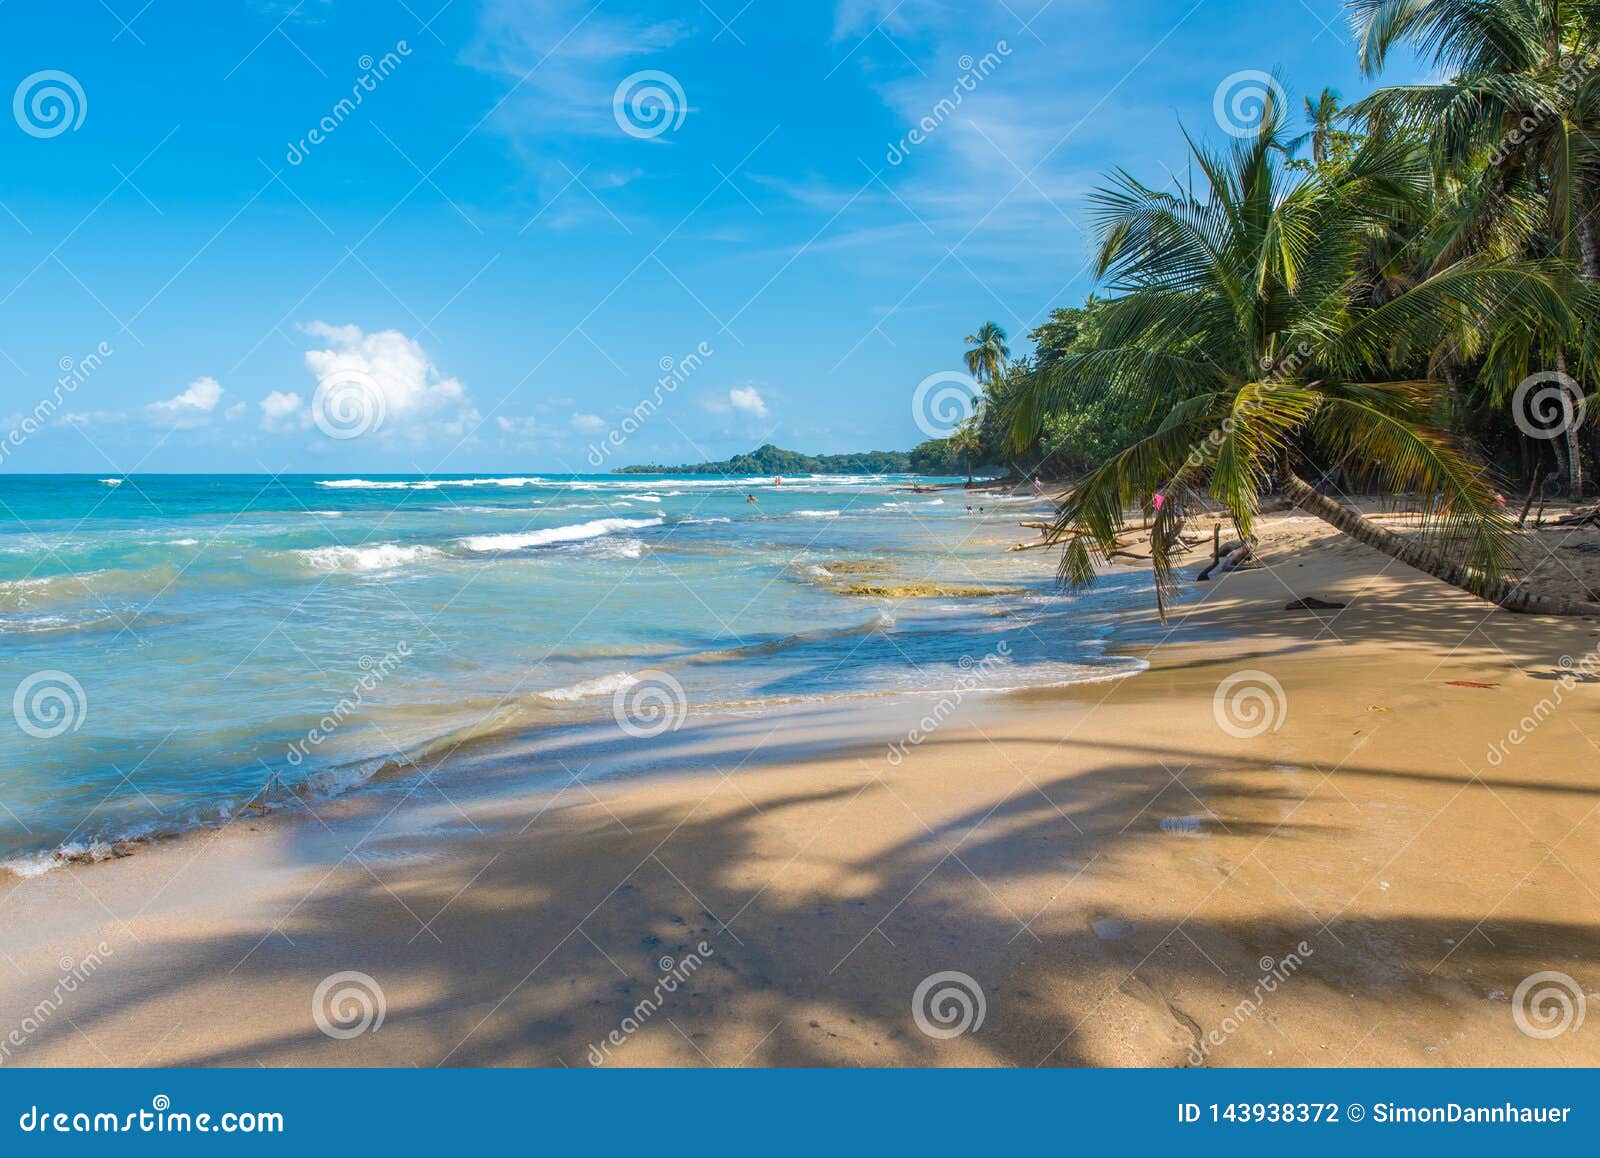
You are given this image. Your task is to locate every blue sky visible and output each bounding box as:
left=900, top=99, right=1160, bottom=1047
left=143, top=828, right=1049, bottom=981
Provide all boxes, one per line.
left=0, top=0, right=1418, bottom=474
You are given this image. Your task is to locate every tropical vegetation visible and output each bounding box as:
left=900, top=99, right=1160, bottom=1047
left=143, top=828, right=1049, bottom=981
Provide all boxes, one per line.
left=616, top=444, right=919, bottom=475
left=919, top=0, right=1600, bottom=616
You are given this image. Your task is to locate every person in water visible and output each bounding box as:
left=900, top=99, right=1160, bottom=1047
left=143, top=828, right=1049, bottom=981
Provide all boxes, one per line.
left=747, top=494, right=757, bottom=503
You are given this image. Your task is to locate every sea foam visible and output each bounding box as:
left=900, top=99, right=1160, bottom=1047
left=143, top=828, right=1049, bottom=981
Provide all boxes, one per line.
left=458, top=517, right=662, bottom=553
left=298, top=543, right=441, bottom=572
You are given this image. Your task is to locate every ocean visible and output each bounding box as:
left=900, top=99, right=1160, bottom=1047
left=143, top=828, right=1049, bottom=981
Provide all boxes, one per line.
left=0, top=473, right=1150, bottom=875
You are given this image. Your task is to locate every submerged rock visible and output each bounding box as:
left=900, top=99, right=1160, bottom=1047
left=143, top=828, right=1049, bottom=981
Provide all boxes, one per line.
left=833, top=581, right=1011, bottom=598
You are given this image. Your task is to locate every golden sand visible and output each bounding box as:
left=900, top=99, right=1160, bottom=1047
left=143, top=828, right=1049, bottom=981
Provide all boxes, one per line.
left=2, top=513, right=1598, bottom=1067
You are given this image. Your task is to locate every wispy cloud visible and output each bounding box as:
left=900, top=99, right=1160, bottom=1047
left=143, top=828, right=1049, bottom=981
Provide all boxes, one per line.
left=465, top=0, right=690, bottom=184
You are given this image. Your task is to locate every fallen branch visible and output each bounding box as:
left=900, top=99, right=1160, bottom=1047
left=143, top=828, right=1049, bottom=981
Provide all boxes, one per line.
left=1007, top=533, right=1133, bottom=553
left=1196, top=539, right=1252, bottom=581
left=1551, top=504, right=1600, bottom=527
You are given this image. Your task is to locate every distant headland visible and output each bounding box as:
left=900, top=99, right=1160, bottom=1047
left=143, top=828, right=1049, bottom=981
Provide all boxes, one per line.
left=613, top=444, right=926, bottom=475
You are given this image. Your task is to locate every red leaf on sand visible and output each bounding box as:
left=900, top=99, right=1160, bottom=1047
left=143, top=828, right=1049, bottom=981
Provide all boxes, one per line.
left=1444, top=680, right=1497, bottom=689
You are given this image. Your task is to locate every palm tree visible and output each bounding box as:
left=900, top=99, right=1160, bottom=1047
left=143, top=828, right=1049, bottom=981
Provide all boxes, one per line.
left=1296, top=87, right=1344, bottom=165
left=1010, top=94, right=1598, bottom=617
left=950, top=420, right=983, bottom=483
left=964, top=322, right=1010, bottom=387
left=1348, top=0, right=1600, bottom=494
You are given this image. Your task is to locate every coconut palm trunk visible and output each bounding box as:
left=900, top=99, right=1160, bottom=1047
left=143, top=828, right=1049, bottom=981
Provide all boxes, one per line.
left=1281, top=473, right=1600, bottom=615
left=1582, top=212, right=1599, bottom=284
left=1556, top=352, right=1584, bottom=498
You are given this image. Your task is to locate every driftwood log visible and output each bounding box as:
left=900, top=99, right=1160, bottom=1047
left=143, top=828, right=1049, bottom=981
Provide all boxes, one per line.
left=1551, top=504, right=1600, bottom=527
left=1196, top=539, right=1252, bottom=581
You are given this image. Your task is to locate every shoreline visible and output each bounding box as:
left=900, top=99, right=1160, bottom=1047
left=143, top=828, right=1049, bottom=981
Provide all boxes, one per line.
left=3, top=513, right=1599, bottom=1065
left=0, top=576, right=1147, bottom=882
left=0, top=483, right=1106, bottom=881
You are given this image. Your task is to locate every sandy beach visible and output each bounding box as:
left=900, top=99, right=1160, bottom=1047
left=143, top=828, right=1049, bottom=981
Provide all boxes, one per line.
left=2, top=510, right=1599, bottom=1068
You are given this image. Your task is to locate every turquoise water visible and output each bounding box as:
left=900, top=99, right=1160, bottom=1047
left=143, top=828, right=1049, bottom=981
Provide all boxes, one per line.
left=0, top=473, right=1149, bottom=874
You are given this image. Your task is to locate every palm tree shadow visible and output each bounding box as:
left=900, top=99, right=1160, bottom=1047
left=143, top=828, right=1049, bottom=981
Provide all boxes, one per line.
left=10, top=733, right=1598, bottom=1069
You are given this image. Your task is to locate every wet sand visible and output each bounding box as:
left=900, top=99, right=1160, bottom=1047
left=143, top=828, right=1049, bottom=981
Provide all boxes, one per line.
left=2, top=513, right=1599, bottom=1067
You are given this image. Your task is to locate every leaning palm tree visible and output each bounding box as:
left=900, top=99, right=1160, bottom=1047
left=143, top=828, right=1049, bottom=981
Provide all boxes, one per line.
left=1011, top=94, right=1599, bottom=618
left=1348, top=0, right=1600, bottom=493
left=964, top=322, right=1010, bottom=388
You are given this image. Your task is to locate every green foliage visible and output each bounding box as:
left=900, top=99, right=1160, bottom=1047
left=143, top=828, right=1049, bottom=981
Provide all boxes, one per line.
left=1004, top=85, right=1564, bottom=612
left=1037, top=398, right=1148, bottom=472
left=616, top=444, right=925, bottom=475
left=1342, top=0, right=1600, bottom=496
left=1029, top=296, right=1103, bottom=371
left=1016, top=295, right=1158, bottom=474
left=907, top=438, right=964, bottom=474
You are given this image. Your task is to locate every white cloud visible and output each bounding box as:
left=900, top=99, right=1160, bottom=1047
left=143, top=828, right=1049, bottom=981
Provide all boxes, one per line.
left=299, top=323, right=477, bottom=441
left=259, top=390, right=304, bottom=432
left=570, top=412, right=605, bottom=432
left=224, top=402, right=247, bottom=421
left=728, top=385, right=769, bottom=419
left=146, top=376, right=224, bottom=428
left=496, top=415, right=538, bottom=435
